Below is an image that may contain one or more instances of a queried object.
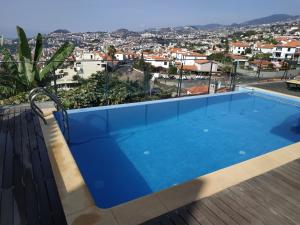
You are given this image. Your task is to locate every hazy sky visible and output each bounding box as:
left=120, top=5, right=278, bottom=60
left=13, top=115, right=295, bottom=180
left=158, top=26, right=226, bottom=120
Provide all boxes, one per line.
left=1, top=0, right=300, bottom=37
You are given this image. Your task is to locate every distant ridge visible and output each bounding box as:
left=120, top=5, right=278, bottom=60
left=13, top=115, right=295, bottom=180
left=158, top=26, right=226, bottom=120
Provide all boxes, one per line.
left=241, top=14, right=300, bottom=26
left=146, top=14, right=300, bottom=33
left=52, top=29, right=71, bottom=34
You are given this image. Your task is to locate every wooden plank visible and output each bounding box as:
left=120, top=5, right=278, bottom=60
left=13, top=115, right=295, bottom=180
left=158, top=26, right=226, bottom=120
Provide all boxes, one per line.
left=0, top=113, right=8, bottom=188
left=168, top=211, right=188, bottom=225
left=13, top=183, right=27, bottom=225
left=201, top=198, right=239, bottom=225
left=0, top=189, right=14, bottom=225
left=208, top=195, right=250, bottom=225
left=227, top=184, right=291, bottom=225
left=192, top=201, right=226, bottom=225
left=249, top=175, right=300, bottom=224
left=218, top=189, right=265, bottom=225
left=176, top=207, right=201, bottom=225
left=240, top=179, right=298, bottom=224
left=2, top=112, right=15, bottom=188
left=186, top=203, right=214, bottom=225
left=24, top=170, right=40, bottom=225
left=20, top=109, right=33, bottom=181
left=36, top=180, right=53, bottom=225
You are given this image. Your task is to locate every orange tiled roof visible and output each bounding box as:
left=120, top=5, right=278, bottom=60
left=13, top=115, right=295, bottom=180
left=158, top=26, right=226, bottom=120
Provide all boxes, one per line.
left=183, top=52, right=206, bottom=57
left=256, top=43, right=274, bottom=49
left=230, top=42, right=250, bottom=48
left=177, top=65, right=198, bottom=71
left=195, top=59, right=209, bottom=64
left=277, top=40, right=300, bottom=48
left=250, top=60, right=272, bottom=66
left=186, top=86, right=208, bottom=94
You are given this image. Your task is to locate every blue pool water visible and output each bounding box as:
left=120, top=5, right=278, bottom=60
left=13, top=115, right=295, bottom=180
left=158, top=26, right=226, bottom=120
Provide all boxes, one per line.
left=55, top=91, right=300, bottom=208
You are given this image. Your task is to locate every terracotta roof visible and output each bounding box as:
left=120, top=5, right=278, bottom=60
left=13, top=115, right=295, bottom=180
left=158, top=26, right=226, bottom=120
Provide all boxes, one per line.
left=178, top=65, right=198, bottom=71
left=225, top=54, right=247, bottom=60
left=144, top=55, right=169, bottom=61
left=276, top=40, right=300, bottom=48
left=230, top=42, right=250, bottom=48
left=169, top=48, right=181, bottom=53
left=256, top=43, right=274, bottom=49
left=186, top=86, right=208, bottom=94
left=195, top=60, right=210, bottom=64
left=183, top=52, right=206, bottom=57
left=250, top=60, right=272, bottom=66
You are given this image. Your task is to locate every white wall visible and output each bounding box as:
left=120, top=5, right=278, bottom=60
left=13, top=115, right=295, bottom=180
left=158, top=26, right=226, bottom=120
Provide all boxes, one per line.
left=272, top=47, right=296, bottom=59
left=195, top=62, right=218, bottom=72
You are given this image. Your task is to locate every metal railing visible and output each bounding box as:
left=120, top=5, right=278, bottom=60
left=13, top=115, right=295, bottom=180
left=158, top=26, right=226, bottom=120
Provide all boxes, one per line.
left=29, top=87, right=70, bottom=142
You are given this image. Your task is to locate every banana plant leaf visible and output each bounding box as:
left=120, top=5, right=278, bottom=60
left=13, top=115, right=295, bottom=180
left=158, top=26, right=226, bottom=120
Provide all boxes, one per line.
left=16, top=26, right=34, bottom=83
left=40, top=42, right=74, bottom=80
left=33, top=33, right=43, bottom=81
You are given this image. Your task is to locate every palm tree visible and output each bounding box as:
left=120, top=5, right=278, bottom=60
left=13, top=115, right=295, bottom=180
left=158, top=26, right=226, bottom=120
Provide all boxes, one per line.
left=0, top=26, right=74, bottom=95
left=107, top=45, right=116, bottom=61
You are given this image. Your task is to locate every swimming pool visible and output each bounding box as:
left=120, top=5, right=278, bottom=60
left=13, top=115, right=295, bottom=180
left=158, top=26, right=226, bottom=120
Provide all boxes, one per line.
left=55, top=90, right=300, bottom=208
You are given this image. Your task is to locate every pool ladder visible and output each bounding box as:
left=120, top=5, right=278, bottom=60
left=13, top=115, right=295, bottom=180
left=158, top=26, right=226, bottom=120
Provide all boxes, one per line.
left=29, top=87, right=70, bottom=143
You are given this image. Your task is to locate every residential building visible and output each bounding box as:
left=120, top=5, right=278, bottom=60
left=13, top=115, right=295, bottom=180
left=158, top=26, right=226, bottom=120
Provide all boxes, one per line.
left=254, top=43, right=274, bottom=54
left=144, top=55, right=170, bottom=69
left=229, top=42, right=250, bottom=55
left=272, top=40, right=300, bottom=59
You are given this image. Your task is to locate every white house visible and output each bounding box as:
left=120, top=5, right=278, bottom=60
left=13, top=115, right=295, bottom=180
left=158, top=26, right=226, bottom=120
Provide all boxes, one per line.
left=115, top=52, right=125, bottom=61
left=229, top=42, right=250, bottom=55
left=254, top=43, right=274, bottom=54
left=174, top=52, right=207, bottom=65
left=75, top=51, right=107, bottom=78
left=272, top=40, right=300, bottom=59
left=195, top=60, right=218, bottom=72
left=144, top=55, right=170, bottom=69
left=178, top=60, right=218, bottom=73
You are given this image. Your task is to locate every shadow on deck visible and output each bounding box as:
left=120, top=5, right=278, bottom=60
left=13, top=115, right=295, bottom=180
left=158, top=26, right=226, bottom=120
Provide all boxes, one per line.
left=0, top=106, right=67, bottom=225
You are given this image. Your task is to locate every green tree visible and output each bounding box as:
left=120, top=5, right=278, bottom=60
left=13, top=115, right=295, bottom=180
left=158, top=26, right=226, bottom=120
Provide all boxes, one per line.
left=168, top=65, right=177, bottom=75
left=245, top=48, right=252, bottom=54
left=254, top=53, right=272, bottom=60
left=0, top=26, right=74, bottom=96
left=107, top=45, right=116, bottom=60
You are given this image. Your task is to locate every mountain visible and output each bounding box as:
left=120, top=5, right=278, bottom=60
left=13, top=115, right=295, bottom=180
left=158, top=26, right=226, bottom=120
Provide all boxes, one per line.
left=191, top=24, right=224, bottom=30
left=52, top=29, right=71, bottom=34
left=111, top=28, right=140, bottom=38
left=157, top=14, right=300, bottom=33
left=241, top=14, right=300, bottom=26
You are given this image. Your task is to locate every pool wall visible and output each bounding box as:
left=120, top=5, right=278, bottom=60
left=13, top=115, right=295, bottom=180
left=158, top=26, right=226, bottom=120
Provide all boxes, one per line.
left=40, top=89, right=300, bottom=225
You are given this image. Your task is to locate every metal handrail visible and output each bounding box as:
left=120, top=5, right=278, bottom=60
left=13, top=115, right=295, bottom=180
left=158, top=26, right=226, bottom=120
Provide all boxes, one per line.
left=28, top=87, right=70, bottom=143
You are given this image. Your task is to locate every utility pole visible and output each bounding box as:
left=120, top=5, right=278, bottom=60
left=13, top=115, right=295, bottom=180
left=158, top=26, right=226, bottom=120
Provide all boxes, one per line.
left=207, top=61, right=213, bottom=94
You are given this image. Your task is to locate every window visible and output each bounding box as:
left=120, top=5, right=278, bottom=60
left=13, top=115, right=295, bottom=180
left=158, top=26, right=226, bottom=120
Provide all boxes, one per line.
left=287, top=48, right=291, bottom=52
left=90, top=55, right=93, bottom=59
left=164, top=62, right=167, bottom=65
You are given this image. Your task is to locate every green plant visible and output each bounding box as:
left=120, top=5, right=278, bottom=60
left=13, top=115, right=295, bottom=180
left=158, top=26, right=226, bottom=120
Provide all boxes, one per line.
left=0, top=26, right=74, bottom=97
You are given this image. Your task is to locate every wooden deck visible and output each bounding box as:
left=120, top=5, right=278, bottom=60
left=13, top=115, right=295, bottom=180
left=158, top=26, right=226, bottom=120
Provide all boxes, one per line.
left=0, top=106, right=67, bottom=225
left=141, top=159, right=300, bottom=225
left=1, top=105, right=300, bottom=225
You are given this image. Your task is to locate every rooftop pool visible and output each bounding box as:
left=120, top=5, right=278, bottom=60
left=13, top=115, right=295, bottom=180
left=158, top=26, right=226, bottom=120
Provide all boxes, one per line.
left=55, top=90, right=300, bottom=208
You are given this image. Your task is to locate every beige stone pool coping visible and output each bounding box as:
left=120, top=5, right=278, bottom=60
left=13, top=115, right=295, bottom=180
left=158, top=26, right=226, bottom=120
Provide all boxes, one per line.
left=40, top=89, right=300, bottom=225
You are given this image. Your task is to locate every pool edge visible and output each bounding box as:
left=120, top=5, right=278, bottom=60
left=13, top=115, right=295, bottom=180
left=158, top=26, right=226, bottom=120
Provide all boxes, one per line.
left=39, top=94, right=300, bottom=225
